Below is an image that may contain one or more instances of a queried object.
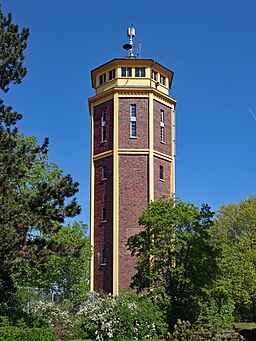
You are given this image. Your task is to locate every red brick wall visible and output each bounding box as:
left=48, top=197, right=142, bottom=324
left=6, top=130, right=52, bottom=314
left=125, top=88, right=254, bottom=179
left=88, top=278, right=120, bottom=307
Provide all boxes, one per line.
left=93, top=99, right=113, bottom=156
left=118, top=155, right=149, bottom=291
left=118, top=98, right=149, bottom=149
left=154, top=157, right=172, bottom=201
left=153, top=100, right=172, bottom=155
left=94, top=156, right=113, bottom=293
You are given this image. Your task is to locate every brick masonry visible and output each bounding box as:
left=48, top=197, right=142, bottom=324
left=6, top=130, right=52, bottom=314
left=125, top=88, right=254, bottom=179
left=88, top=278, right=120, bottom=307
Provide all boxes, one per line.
left=118, top=154, right=148, bottom=291
left=92, top=95, right=174, bottom=293
left=94, top=156, right=113, bottom=293
left=94, top=99, right=113, bottom=155
left=153, top=99, right=172, bottom=155
left=119, top=98, right=149, bottom=149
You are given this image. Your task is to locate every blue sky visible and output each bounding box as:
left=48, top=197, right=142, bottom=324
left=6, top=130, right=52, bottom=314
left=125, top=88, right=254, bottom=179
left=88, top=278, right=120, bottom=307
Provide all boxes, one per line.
left=1, top=0, right=256, bottom=225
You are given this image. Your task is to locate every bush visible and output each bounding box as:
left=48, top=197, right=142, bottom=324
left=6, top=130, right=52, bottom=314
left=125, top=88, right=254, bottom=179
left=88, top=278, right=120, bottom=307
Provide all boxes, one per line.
left=168, top=320, right=241, bottom=341
left=31, top=301, right=76, bottom=340
left=77, top=292, right=167, bottom=341
left=0, top=326, right=58, bottom=341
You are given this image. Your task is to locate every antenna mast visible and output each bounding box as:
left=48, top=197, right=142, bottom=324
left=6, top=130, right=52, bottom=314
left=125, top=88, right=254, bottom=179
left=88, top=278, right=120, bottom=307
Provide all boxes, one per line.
left=123, top=25, right=136, bottom=58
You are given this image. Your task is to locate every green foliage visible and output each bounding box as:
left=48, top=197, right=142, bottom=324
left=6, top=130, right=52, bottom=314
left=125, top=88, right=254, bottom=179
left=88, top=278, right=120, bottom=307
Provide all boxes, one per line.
left=78, top=292, right=167, bottom=341
left=167, top=320, right=240, bottom=341
left=127, top=198, right=223, bottom=327
left=31, top=301, right=76, bottom=340
left=214, top=196, right=256, bottom=321
left=0, top=326, right=58, bottom=341
left=13, top=221, right=91, bottom=304
left=0, top=4, right=88, bottom=313
left=0, top=5, right=29, bottom=92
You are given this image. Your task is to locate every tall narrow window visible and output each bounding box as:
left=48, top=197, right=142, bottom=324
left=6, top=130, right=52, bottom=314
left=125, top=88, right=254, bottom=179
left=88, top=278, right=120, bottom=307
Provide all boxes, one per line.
left=160, top=109, right=165, bottom=143
left=102, top=207, right=106, bottom=222
left=102, top=166, right=107, bottom=180
left=101, top=109, right=106, bottom=142
left=130, top=104, right=137, bottom=137
left=101, top=249, right=107, bottom=265
left=160, top=165, right=164, bottom=180
left=135, top=67, right=145, bottom=77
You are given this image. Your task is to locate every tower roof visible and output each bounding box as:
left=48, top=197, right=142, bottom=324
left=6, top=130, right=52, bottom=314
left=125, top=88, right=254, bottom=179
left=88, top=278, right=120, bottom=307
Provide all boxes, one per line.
left=91, top=58, right=174, bottom=91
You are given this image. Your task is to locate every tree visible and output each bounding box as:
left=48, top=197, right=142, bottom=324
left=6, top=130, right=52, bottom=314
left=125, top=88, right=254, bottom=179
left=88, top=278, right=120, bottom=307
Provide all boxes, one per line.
left=0, top=6, right=88, bottom=309
left=127, top=198, right=221, bottom=328
left=0, top=4, right=29, bottom=92
left=8, top=135, right=91, bottom=302
left=214, top=196, right=256, bottom=321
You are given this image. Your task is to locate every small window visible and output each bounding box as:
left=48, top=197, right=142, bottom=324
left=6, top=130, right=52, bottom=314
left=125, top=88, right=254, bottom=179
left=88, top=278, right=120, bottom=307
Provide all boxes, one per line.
left=102, top=208, right=107, bottom=222
left=152, top=70, right=157, bottom=81
left=102, top=166, right=107, bottom=180
left=135, top=67, right=145, bottom=77
left=101, top=249, right=106, bottom=265
left=101, top=109, right=106, bottom=142
left=160, top=110, right=165, bottom=143
left=109, top=69, right=115, bottom=80
left=160, top=165, right=164, bottom=181
left=99, top=73, right=106, bottom=85
left=130, top=104, right=137, bottom=137
left=121, top=67, right=132, bottom=77
left=160, top=74, right=166, bottom=85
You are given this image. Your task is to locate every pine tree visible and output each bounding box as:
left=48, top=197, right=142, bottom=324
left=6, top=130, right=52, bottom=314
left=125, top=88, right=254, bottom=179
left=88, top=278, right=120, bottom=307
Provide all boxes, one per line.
left=0, top=6, right=84, bottom=307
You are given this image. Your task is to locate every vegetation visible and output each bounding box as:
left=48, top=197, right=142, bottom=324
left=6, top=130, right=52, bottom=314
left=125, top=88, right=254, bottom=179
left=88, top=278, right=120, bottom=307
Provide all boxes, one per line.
left=127, top=198, right=223, bottom=328
left=214, top=196, right=256, bottom=321
left=1, top=4, right=256, bottom=341
left=0, top=2, right=89, bottom=318
left=77, top=292, right=167, bottom=341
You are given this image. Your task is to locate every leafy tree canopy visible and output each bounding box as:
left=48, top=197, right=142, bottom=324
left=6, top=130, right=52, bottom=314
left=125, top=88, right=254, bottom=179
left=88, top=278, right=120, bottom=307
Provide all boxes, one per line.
left=214, top=196, right=256, bottom=321
left=127, top=198, right=221, bottom=327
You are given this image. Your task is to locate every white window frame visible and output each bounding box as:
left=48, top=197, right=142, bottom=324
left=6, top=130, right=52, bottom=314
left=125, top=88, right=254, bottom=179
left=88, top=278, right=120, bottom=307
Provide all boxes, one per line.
left=101, top=109, right=106, bottom=143
left=102, top=207, right=107, bottom=222
left=130, top=104, right=137, bottom=138
left=160, top=74, right=166, bottom=85
left=135, top=67, right=145, bottom=77
left=121, top=67, right=132, bottom=77
left=102, top=166, right=107, bottom=180
left=160, top=165, right=164, bottom=181
left=101, top=249, right=107, bottom=265
left=152, top=70, right=157, bottom=81
left=160, top=109, right=165, bottom=143
left=99, top=73, right=106, bottom=85
left=109, top=69, right=115, bottom=80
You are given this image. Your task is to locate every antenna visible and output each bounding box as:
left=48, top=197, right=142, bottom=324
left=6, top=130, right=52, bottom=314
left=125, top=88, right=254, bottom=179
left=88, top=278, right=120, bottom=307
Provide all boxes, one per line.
left=123, top=25, right=136, bottom=58
left=137, top=41, right=142, bottom=59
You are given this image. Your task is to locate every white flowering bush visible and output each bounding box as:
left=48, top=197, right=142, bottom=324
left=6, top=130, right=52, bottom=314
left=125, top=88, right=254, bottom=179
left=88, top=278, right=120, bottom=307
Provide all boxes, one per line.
left=77, top=292, right=167, bottom=341
left=31, top=301, right=75, bottom=340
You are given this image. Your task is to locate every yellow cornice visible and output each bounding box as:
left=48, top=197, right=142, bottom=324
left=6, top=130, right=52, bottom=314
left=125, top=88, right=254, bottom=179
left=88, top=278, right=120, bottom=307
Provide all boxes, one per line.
left=153, top=150, right=173, bottom=162
left=118, top=149, right=149, bottom=155
left=93, top=149, right=174, bottom=160
left=88, top=87, right=176, bottom=115
left=93, top=150, right=113, bottom=161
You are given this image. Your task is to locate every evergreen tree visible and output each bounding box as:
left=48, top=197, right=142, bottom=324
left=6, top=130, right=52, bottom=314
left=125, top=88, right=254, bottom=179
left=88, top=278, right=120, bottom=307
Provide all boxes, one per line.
left=0, top=5, right=86, bottom=308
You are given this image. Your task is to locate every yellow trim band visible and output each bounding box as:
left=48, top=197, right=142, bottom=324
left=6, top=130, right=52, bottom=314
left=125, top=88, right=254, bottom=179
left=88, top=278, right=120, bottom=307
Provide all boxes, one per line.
left=113, top=93, right=119, bottom=295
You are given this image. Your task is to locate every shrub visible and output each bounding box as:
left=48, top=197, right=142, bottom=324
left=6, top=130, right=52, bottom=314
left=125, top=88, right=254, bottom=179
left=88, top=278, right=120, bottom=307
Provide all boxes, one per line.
left=168, top=320, right=241, bottom=341
left=31, top=301, right=76, bottom=340
left=0, top=326, right=58, bottom=341
left=77, top=292, right=167, bottom=341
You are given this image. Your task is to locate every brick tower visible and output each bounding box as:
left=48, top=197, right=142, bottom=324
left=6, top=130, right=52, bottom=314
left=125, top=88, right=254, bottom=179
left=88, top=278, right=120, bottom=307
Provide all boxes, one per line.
left=89, top=27, right=176, bottom=295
